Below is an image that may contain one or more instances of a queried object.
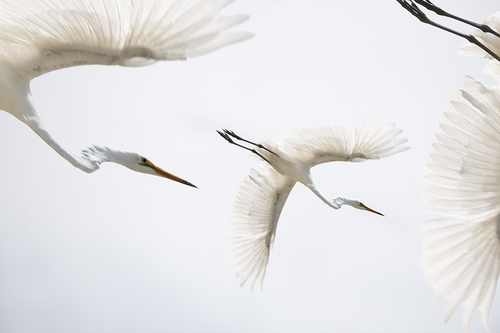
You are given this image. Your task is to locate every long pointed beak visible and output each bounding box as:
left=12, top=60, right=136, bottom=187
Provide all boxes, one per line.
left=146, top=161, right=197, bottom=188
left=360, top=203, right=384, bottom=216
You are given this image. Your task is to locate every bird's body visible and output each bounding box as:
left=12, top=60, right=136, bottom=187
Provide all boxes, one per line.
left=218, top=122, right=409, bottom=290
left=0, top=0, right=252, bottom=186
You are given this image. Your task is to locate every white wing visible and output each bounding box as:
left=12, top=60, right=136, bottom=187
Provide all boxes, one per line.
left=421, top=216, right=500, bottom=332
left=419, top=76, right=500, bottom=331
left=0, top=0, right=252, bottom=79
left=279, top=121, right=409, bottom=166
left=458, top=11, right=500, bottom=81
left=229, top=166, right=296, bottom=291
left=420, top=76, right=500, bottom=217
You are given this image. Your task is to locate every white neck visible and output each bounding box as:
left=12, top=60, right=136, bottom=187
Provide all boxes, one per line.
left=24, top=115, right=109, bottom=173
left=306, top=182, right=357, bottom=210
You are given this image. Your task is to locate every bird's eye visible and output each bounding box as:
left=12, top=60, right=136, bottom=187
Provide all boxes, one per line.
left=141, top=157, right=147, bottom=163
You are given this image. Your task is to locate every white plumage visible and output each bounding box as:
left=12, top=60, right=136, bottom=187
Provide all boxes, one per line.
left=219, top=122, right=409, bottom=290
left=419, top=76, right=500, bottom=332
left=459, top=11, right=500, bottom=81
left=0, top=0, right=252, bottom=185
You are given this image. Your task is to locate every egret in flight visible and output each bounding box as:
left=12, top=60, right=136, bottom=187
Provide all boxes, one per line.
left=217, top=122, right=409, bottom=290
left=419, top=77, right=500, bottom=332
left=0, top=0, right=252, bottom=188
left=396, top=0, right=500, bottom=80
left=398, top=1, right=500, bottom=331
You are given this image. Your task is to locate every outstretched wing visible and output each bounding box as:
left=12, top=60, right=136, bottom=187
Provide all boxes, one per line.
left=419, top=76, right=500, bottom=331
left=421, top=216, right=500, bottom=332
left=458, top=11, right=500, bottom=81
left=0, top=0, right=252, bottom=79
left=279, top=121, right=409, bottom=167
left=229, top=166, right=296, bottom=291
left=420, top=76, right=500, bottom=217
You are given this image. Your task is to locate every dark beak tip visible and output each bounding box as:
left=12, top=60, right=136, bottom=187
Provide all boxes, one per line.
left=187, top=182, right=198, bottom=189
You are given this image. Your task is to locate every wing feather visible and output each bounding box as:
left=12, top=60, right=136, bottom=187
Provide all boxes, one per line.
left=0, top=0, right=253, bottom=79
left=419, top=76, right=500, bottom=331
left=279, top=121, right=409, bottom=167
left=229, top=165, right=296, bottom=291
left=421, top=216, right=500, bottom=332
left=420, top=77, right=500, bottom=217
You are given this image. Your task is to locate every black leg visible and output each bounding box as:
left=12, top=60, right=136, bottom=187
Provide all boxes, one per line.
left=216, top=130, right=273, bottom=165
left=222, top=129, right=280, bottom=157
left=414, top=0, right=500, bottom=38
left=396, top=0, right=500, bottom=62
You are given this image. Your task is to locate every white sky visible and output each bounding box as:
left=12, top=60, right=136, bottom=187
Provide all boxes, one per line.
left=0, top=0, right=499, bottom=332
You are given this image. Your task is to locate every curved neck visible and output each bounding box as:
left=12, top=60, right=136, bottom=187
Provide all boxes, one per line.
left=306, top=182, right=357, bottom=210
left=306, top=182, right=340, bottom=209
left=23, top=115, right=98, bottom=173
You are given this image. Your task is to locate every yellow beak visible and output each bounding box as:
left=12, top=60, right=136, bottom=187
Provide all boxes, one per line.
left=144, top=160, right=197, bottom=188
left=360, top=203, right=384, bottom=216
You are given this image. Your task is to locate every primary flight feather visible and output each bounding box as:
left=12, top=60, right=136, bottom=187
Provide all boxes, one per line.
left=0, top=0, right=252, bottom=187
left=218, top=121, right=409, bottom=291
left=419, top=76, right=500, bottom=332
left=397, top=2, right=500, bottom=331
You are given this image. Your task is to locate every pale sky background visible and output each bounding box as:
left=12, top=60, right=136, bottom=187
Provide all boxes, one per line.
left=0, top=0, right=499, bottom=332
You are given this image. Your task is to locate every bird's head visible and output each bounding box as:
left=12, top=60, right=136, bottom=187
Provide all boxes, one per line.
left=81, top=146, right=197, bottom=188
left=330, top=197, right=384, bottom=216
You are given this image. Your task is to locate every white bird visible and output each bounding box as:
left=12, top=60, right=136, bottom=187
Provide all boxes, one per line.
left=399, top=2, right=500, bottom=331
left=0, top=0, right=252, bottom=187
left=419, top=76, right=500, bottom=332
left=397, top=0, right=500, bottom=81
left=217, top=122, right=409, bottom=290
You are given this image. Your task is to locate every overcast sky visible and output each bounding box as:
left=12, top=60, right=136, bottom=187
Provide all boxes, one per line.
left=0, top=1, right=499, bottom=332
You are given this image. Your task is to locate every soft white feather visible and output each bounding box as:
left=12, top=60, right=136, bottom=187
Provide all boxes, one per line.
left=0, top=0, right=253, bottom=79
left=421, top=216, right=500, bottom=332
left=419, top=76, right=500, bottom=331
left=420, top=77, right=500, bottom=218
left=280, top=121, right=409, bottom=166
left=229, top=167, right=296, bottom=291
left=223, top=122, right=408, bottom=290
left=0, top=0, right=252, bottom=181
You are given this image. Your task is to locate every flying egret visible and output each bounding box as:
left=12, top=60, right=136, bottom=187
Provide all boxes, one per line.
left=419, top=76, right=500, bottom=332
left=396, top=0, right=500, bottom=81
left=0, top=0, right=252, bottom=187
left=398, top=1, right=500, bottom=331
left=217, top=122, right=409, bottom=290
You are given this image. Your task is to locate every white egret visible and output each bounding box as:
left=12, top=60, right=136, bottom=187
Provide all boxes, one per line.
left=217, top=122, right=409, bottom=290
left=397, top=0, right=500, bottom=81
left=399, top=1, right=500, bottom=331
left=0, top=0, right=252, bottom=187
left=419, top=76, right=500, bottom=332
